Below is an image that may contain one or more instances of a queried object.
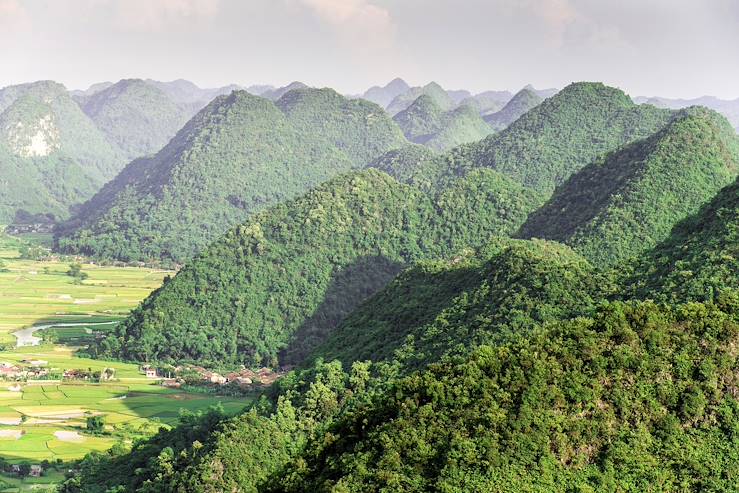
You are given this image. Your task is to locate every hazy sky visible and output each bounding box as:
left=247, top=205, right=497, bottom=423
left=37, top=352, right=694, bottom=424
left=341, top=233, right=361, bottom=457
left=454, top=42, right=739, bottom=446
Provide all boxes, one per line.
left=1, top=0, right=738, bottom=99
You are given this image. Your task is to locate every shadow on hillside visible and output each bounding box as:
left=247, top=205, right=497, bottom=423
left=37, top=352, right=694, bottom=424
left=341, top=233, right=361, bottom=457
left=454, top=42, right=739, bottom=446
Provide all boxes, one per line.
left=278, top=255, right=406, bottom=366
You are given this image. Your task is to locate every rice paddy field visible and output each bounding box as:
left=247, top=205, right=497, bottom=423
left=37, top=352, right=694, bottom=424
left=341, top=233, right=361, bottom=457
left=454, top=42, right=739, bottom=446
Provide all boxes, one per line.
left=0, top=231, right=253, bottom=490
left=0, top=233, right=170, bottom=346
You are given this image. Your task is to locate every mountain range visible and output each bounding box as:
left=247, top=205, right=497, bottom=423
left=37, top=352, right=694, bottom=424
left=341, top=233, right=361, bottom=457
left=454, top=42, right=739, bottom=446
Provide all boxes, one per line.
left=1, top=74, right=737, bottom=492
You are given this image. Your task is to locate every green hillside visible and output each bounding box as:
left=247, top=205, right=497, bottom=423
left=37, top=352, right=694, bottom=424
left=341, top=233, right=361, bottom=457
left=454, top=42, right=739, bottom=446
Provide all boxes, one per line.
left=311, top=239, right=614, bottom=369
left=80, top=79, right=192, bottom=160
left=484, top=86, right=542, bottom=130
left=469, top=82, right=675, bottom=195
left=519, top=107, right=739, bottom=266
left=55, top=89, right=407, bottom=263
left=275, top=298, right=739, bottom=492
left=0, top=81, right=125, bottom=222
left=629, top=175, right=739, bottom=302
left=86, top=168, right=542, bottom=366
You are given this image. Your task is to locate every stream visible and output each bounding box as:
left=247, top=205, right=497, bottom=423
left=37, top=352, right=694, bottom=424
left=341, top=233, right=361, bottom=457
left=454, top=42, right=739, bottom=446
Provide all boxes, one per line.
left=12, top=321, right=119, bottom=347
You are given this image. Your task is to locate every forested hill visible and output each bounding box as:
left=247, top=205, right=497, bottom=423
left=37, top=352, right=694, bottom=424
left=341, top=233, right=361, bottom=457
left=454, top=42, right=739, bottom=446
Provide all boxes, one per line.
left=392, top=94, right=493, bottom=151
left=0, top=81, right=125, bottom=222
left=63, top=232, right=739, bottom=492
left=79, top=79, right=193, bottom=160
left=55, top=88, right=407, bottom=263
left=371, top=82, right=677, bottom=197
left=519, top=107, right=739, bottom=266
left=87, top=168, right=542, bottom=366
left=470, top=82, right=676, bottom=194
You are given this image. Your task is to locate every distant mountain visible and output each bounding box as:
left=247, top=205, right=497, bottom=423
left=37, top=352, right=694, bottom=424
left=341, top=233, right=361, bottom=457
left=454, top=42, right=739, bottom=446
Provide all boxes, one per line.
left=386, top=82, right=455, bottom=115
left=446, top=89, right=473, bottom=104
left=79, top=79, right=193, bottom=160
left=69, top=81, right=114, bottom=102
left=362, top=78, right=411, bottom=107
left=393, top=95, right=494, bottom=151
left=145, top=79, right=242, bottom=109
left=56, top=88, right=407, bottom=263
left=519, top=107, right=739, bottom=266
left=86, top=168, right=543, bottom=366
left=245, top=84, right=276, bottom=96
left=484, top=86, right=542, bottom=130
left=527, top=84, right=559, bottom=99
left=635, top=94, right=739, bottom=131
left=261, top=81, right=309, bottom=100
left=0, top=81, right=125, bottom=222
left=458, top=90, right=512, bottom=116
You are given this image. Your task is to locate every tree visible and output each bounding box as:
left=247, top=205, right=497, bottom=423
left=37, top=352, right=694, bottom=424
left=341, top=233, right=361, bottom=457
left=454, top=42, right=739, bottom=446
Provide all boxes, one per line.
left=86, top=415, right=106, bottom=434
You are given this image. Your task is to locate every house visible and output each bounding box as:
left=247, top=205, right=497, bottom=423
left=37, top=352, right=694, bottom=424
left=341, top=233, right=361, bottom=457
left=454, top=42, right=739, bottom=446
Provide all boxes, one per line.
left=30, top=464, right=42, bottom=477
left=145, top=368, right=158, bottom=378
left=202, top=371, right=226, bottom=385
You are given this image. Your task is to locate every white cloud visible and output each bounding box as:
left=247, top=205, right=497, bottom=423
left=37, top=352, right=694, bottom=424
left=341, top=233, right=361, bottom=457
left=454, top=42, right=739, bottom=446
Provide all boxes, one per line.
left=101, top=0, right=221, bottom=31
left=295, top=0, right=396, bottom=53
left=0, top=0, right=30, bottom=32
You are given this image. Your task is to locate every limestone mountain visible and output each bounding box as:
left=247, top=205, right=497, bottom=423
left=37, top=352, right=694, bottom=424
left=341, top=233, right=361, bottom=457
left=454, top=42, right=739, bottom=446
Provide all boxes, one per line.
left=361, top=78, right=411, bottom=107
left=519, top=107, right=739, bottom=266
left=393, top=94, right=493, bottom=151
left=484, top=86, right=542, bottom=130
left=55, top=88, right=408, bottom=263
left=79, top=79, right=193, bottom=160
left=385, top=81, right=455, bottom=115
left=0, top=81, right=125, bottom=222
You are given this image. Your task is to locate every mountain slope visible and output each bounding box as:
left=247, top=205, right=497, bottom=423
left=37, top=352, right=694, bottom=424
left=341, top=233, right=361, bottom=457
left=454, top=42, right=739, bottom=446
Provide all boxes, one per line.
left=87, top=168, right=543, bottom=366
left=519, top=107, right=739, bottom=266
left=629, top=175, right=739, bottom=301
left=310, top=239, right=614, bottom=369
left=484, top=86, right=542, bottom=130
left=275, top=298, right=739, bottom=492
left=0, top=81, right=125, bottom=221
left=56, top=89, right=407, bottom=263
left=80, top=79, right=192, bottom=160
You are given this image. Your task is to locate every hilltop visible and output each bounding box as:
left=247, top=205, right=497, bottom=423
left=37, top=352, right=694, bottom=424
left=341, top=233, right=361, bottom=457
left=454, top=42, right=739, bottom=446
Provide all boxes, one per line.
left=56, top=89, right=408, bottom=263
left=386, top=82, right=455, bottom=115
left=361, top=78, right=411, bottom=107
left=519, top=107, right=739, bottom=266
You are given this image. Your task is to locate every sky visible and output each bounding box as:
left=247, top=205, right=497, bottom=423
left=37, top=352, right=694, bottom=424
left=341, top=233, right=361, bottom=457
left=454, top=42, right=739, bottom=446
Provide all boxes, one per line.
left=1, top=0, right=738, bottom=99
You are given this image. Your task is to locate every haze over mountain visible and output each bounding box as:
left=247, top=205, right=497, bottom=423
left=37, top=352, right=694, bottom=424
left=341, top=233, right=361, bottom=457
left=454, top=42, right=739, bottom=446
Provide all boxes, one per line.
left=635, top=94, right=739, bottom=131
left=79, top=79, right=193, bottom=160
left=361, top=78, right=411, bottom=108
left=484, top=86, right=543, bottom=130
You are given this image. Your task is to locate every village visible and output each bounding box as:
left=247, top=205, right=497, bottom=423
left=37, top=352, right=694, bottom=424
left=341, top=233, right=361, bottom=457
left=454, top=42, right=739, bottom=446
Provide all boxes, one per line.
left=142, top=363, right=286, bottom=390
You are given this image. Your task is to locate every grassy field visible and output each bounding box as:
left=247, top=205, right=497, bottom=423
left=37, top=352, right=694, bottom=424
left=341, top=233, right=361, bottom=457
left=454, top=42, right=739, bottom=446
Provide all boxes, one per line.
left=0, top=232, right=170, bottom=345
left=0, top=231, right=253, bottom=488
